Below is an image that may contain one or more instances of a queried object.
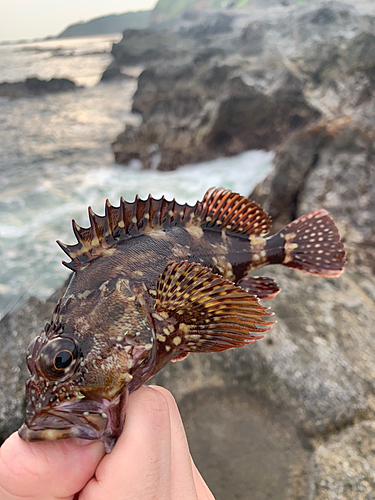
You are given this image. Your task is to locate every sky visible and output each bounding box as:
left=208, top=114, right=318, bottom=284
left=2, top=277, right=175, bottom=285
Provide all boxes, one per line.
left=0, top=0, right=158, bottom=41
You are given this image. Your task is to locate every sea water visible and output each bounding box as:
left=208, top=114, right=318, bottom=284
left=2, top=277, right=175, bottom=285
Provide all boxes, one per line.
left=0, top=35, right=274, bottom=317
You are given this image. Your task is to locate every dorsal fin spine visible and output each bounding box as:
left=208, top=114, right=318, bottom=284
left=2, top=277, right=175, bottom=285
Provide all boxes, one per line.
left=104, top=200, right=116, bottom=244
left=128, top=195, right=140, bottom=235
left=72, top=220, right=83, bottom=242
left=154, top=196, right=165, bottom=227
left=88, top=207, right=98, bottom=242
left=104, top=200, right=112, bottom=233
left=56, top=240, right=71, bottom=257
left=62, top=260, right=77, bottom=271
left=118, top=197, right=126, bottom=235
left=175, top=203, right=188, bottom=225
left=164, top=199, right=175, bottom=225
left=142, top=195, right=152, bottom=230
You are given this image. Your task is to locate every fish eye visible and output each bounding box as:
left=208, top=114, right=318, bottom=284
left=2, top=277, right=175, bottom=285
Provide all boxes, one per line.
left=54, top=349, right=73, bottom=370
left=38, top=338, right=80, bottom=379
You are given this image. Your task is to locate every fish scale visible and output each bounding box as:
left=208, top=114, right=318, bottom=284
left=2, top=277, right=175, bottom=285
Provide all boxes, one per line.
left=19, top=187, right=346, bottom=452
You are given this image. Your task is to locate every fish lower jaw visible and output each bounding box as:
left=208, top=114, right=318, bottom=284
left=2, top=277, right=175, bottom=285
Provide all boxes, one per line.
left=18, top=421, right=103, bottom=442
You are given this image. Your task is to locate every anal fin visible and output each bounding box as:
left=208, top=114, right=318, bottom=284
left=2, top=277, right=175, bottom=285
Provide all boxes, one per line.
left=152, top=261, right=274, bottom=353
left=238, top=276, right=280, bottom=300
left=171, top=352, right=190, bottom=363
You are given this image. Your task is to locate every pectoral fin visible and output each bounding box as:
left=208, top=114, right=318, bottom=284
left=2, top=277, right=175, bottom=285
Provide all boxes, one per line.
left=151, top=261, right=274, bottom=353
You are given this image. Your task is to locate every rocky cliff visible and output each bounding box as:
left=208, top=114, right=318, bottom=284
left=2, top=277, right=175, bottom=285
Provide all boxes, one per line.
left=110, top=1, right=375, bottom=171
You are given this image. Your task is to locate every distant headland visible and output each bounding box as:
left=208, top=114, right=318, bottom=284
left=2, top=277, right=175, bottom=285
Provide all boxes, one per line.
left=57, top=10, right=152, bottom=38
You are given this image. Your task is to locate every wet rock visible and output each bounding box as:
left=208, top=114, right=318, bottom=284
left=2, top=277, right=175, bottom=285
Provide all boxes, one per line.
left=178, top=12, right=234, bottom=39
left=0, top=77, right=80, bottom=99
left=309, top=421, right=375, bottom=499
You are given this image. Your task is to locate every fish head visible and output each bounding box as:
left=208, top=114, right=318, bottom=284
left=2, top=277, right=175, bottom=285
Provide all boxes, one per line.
left=19, top=275, right=156, bottom=452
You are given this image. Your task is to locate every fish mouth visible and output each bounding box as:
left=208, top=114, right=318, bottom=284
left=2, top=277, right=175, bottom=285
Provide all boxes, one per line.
left=19, top=409, right=108, bottom=441
left=19, top=391, right=128, bottom=453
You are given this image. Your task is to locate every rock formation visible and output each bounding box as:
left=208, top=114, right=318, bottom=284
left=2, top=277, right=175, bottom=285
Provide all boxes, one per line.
left=100, top=63, right=136, bottom=83
left=109, top=2, right=375, bottom=171
left=0, top=77, right=80, bottom=98
left=57, top=10, right=151, bottom=38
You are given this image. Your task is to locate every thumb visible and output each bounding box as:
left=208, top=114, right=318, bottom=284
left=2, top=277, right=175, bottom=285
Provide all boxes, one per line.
left=0, top=433, right=105, bottom=500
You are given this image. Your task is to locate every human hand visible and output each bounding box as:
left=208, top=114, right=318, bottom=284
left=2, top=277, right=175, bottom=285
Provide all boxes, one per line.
left=0, top=385, right=215, bottom=500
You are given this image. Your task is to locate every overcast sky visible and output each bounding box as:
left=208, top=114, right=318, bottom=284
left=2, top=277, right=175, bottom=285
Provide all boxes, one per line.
left=0, top=0, right=158, bottom=41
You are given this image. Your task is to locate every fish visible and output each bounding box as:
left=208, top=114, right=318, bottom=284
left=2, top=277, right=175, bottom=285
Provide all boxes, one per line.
left=18, top=187, right=345, bottom=452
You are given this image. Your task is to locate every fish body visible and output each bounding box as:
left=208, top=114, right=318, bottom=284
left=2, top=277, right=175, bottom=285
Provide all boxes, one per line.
left=19, top=188, right=345, bottom=452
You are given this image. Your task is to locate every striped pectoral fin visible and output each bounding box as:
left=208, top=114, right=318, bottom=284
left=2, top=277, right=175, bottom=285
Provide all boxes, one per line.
left=278, top=209, right=346, bottom=277
left=237, top=276, right=280, bottom=300
left=152, top=261, right=274, bottom=354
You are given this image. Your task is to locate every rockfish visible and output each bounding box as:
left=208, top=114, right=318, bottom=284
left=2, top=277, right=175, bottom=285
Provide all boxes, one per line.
left=19, top=187, right=345, bottom=452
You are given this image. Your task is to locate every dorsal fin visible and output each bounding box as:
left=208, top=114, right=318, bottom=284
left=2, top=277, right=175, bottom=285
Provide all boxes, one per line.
left=57, top=188, right=270, bottom=272
left=197, top=187, right=270, bottom=236
left=57, top=195, right=200, bottom=271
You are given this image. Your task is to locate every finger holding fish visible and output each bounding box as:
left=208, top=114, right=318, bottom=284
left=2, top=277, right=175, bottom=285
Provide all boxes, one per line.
left=80, top=386, right=213, bottom=500
left=0, top=433, right=104, bottom=500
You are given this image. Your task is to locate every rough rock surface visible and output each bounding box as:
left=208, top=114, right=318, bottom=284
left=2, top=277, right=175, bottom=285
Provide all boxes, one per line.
left=113, top=62, right=320, bottom=169
left=250, top=120, right=375, bottom=274
left=110, top=1, right=375, bottom=170
left=110, top=29, right=197, bottom=66
left=0, top=77, right=80, bottom=98
left=309, top=421, right=375, bottom=499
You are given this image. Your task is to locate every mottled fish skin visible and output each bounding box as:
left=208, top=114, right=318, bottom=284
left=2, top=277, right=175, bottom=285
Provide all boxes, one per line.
left=19, top=188, right=345, bottom=452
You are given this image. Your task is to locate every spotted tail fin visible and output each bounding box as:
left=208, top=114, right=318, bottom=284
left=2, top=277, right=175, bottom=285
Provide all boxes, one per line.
left=279, top=210, right=346, bottom=277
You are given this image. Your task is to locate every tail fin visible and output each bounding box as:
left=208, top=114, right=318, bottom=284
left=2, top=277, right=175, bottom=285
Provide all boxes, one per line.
left=279, top=209, right=345, bottom=277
